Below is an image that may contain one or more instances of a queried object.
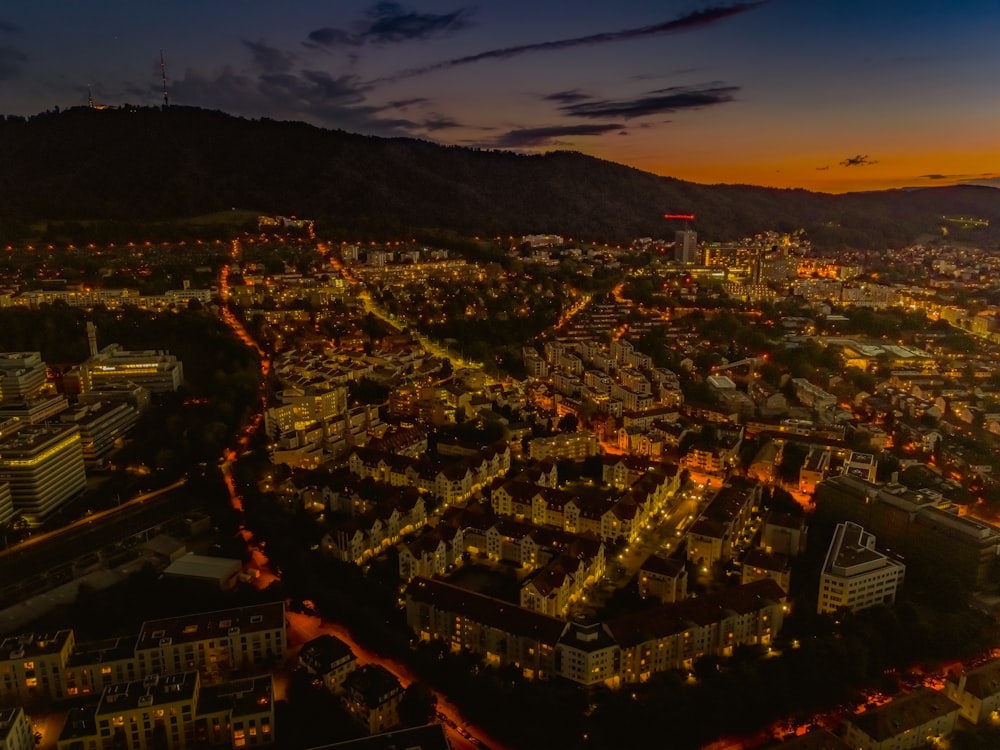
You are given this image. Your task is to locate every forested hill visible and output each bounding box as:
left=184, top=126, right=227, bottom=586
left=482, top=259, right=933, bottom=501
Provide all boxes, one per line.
left=1, top=105, right=999, bottom=249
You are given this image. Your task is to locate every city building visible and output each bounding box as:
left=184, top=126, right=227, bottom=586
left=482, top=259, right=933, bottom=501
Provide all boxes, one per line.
left=674, top=230, right=699, bottom=264
left=58, top=401, right=139, bottom=467
left=71, top=345, right=184, bottom=394
left=0, top=482, right=13, bottom=528
left=0, top=353, right=46, bottom=403
left=817, top=522, right=905, bottom=615
left=405, top=577, right=785, bottom=685
left=341, top=665, right=403, bottom=735
left=0, top=423, right=87, bottom=525
left=1, top=604, right=285, bottom=707
left=944, top=659, right=1000, bottom=724
left=815, top=475, right=1000, bottom=587
left=0, top=629, right=76, bottom=704
left=298, top=635, right=356, bottom=693
left=637, top=555, right=687, bottom=603
left=134, top=603, right=286, bottom=683
left=0, top=708, right=33, bottom=750
left=71, top=671, right=275, bottom=750
left=841, top=686, right=958, bottom=750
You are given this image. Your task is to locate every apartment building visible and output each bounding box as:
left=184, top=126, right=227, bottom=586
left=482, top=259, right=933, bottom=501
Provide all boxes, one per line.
left=65, top=671, right=275, bottom=750
left=0, top=708, right=33, bottom=750
left=841, top=687, right=958, bottom=750
left=0, top=630, right=75, bottom=704
left=0, top=604, right=285, bottom=706
left=944, top=659, right=1000, bottom=724
left=134, top=603, right=286, bottom=681
left=404, top=577, right=785, bottom=686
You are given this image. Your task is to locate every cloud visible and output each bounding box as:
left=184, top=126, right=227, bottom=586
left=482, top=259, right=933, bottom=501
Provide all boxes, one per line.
left=919, top=172, right=998, bottom=181
left=0, top=21, right=18, bottom=34
left=307, top=1, right=472, bottom=48
left=306, top=27, right=356, bottom=47
left=375, top=2, right=764, bottom=83
left=421, top=115, right=463, bottom=131
left=840, top=154, right=878, bottom=167
left=169, top=65, right=414, bottom=136
left=0, top=45, right=26, bottom=80
left=243, top=39, right=296, bottom=74
left=492, top=122, right=624, bottom=148
left=558, top=83, right=739, bottom=120
left=541, top=89, right=592, bottom=104
left=815, top=165, right=830, bottom=171
left=385, top=97, right=428, bottom=109
left=364, top=1, right=472, bottom=44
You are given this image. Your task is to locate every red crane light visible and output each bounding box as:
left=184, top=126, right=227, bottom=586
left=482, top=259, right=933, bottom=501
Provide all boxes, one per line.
left=664, top=213, right=696, bottom=220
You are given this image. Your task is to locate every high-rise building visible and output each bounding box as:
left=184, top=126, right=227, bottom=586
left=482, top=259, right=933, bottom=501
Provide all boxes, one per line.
left=0, top=423, right=87, bottom=525
left=674, top=230, right=699, bottom=264
left=818, top=521, right=905, bottom=614
left=0, top=353, right=47, bottom=403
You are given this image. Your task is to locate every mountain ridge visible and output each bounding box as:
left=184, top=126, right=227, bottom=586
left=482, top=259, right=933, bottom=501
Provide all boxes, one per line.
left=0, top=105, right=997, bottom=249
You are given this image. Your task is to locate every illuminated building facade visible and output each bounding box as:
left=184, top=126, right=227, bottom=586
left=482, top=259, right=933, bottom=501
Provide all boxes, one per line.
left=0, top=423, right=87, bottom=525
left=0, top=353, right=46, bottom=403
left=74, top=346, right=184, bottom=394
left=818, top=522, right=905, bottom=615
left=0, top=707, right=33, bottom=750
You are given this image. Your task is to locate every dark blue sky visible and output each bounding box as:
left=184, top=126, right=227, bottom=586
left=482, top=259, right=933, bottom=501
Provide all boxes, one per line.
left=2, top=0, right=998, bottom=192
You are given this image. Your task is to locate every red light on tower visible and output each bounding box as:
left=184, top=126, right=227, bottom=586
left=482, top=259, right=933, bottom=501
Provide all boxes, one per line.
left=664, top=213, right=696, bottom=221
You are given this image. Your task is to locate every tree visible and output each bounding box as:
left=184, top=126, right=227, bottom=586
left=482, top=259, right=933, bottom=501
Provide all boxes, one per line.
left=398, top=682, right=438, bottom=727
left=556, top=413, right=578, bottom=433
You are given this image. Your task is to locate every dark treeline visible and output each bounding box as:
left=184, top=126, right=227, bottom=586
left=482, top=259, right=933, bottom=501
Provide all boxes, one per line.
left=1, top=107, right=1000, bottom=249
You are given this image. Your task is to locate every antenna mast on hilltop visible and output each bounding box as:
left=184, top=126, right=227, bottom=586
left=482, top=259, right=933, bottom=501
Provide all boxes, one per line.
left=160, top=50, right=169, bottom=107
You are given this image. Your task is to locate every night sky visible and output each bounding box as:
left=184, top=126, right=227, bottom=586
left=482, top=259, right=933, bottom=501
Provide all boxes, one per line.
left=2, top=0, right=998, bottom=193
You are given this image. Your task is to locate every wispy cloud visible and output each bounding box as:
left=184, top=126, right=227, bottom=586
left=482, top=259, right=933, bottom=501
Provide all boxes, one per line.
left=491, top=123, right=624, bottom=148
left=169, top=65, right=415, bottom=136
left=307, top=1, right=473, bottom=48
left=840, top=154, right=878, bottom=167
left=243, top=39, right=296, bottom=74
left=541, top=89, right=593, bottom=104
left=0, top=20, right=18, bottom=34
left=374, top=2, right=766, bottom=83
left=557, top=84, right=738, bottom=120
left=920, top=172, right=998, bottom=181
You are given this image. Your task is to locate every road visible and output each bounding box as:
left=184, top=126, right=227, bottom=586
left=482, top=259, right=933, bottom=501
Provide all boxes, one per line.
left=217, top=410, right=506, bottom=749
left=0, top=477, right=187, bottom=560
left=286, top=611, right=507, bottom=750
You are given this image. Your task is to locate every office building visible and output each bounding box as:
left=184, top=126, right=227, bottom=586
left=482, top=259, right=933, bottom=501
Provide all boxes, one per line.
left=59, top=401, right=139, bottom=466
left=0, top=353, right=46, bottom=403
left=817, top=522, right=905, bottom=614
left=674, top=230, right=699, bottom=264
left=0, top=423, right=87, bottom=525
left=73, top=345, right=184, bottom=394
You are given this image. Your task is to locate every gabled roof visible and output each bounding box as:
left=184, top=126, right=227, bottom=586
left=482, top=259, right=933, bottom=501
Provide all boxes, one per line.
left=405, top=577, right=565, bottom=644
left=846, top=687, right=959, bottom=742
